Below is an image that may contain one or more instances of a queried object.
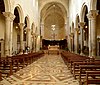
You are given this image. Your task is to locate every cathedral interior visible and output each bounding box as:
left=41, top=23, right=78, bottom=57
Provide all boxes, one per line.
left=0, top=0, right=100, bottom=85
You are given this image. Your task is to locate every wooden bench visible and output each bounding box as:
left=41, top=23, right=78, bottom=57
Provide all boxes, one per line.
left=79, top=65, right=100, bottom=85
left=73, top=61, right=100, bottom=79
left=61, top=51, right=92, bottom=70
left=85, top=71, right=100, bottom=85
left=0, top=51, right=44, bottom=80
left=61, top=50, right=100, bottom=85
left=0, top=59, right=13, bottom=80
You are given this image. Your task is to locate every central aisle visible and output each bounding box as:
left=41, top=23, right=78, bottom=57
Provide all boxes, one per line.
left=0, top=54, right=79, bottom=85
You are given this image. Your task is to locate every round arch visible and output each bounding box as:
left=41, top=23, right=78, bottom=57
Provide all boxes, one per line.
left=25, top=15, right=30, bottom=28
left=80, top=3, right=88, bottom=22
left=80, top=3, right=89, bottom=55
left=13, top=4, right=24, bottom=23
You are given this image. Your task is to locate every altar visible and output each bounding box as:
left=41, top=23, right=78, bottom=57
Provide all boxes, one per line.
left=48, top=45, right=59, bottom=54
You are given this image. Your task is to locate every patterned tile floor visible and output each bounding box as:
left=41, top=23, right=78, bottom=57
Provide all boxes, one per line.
left=0, top=54, right=79, bottom=85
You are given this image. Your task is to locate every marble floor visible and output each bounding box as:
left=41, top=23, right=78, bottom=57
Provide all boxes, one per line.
left=0, top=54, right=79, bottom=85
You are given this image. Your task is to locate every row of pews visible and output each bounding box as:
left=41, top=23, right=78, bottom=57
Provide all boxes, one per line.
left=61, top=50, right=100, bottom=85
left=0, top=51, right=44, bottom=81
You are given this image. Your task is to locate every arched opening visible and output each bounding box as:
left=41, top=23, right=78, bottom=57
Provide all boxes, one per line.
left=0, top=0, right=5, bottom=57
left=40, top=2, right=67, bottom=50
left=24, top=16, right=31, bottom=53
left=23, top=17, right=27, bottom=50
left=13, top=7, right=20, bottom=54
left=97, top=0, right=100, bottom=14
left=0, top=0, right=5, bottom=13
left=83, top=6, right=89, bottom=55
left=80, top=5, right=89, bottom=55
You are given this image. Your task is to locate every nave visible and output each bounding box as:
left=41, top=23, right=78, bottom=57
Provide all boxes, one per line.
left=0, top=54, right=79, bottom=85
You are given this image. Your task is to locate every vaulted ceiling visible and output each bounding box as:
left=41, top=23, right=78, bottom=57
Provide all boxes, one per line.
left=40, top=1, right=68, bottom=30
left=39, top=0, right=68, bottom=39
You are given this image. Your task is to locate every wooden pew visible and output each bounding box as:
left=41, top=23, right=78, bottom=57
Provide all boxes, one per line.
left=70, top=58, right=94, bottom=73
left=85, top=71, right=100, bottom=85
left=0, top=58, right=13, bottom=79
left=0, top=51, right=44, bottom=80
left=61, top=51, right=92, bottom=70
left=73, top=61, right=100, bottom=79
left=61, top=50, right=100, bottom=85
left=79, top=65, right=100, bottom=85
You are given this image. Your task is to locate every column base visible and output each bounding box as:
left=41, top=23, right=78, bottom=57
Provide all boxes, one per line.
left=19, top=52, right=23, bottom=55
left=88, top=56, right=93, bottom=58
left=80, top=52, right=84, bottom=55
left=71, top=51, right=74, bottom=53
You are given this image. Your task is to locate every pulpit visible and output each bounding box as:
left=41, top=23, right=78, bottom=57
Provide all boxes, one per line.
left=48, top=45, right=59, bottom=54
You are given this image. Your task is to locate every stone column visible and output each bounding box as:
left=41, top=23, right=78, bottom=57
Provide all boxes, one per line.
left=31, top=33, right=34, bottom=52
left=34, top=35, right=36, bottom=52
left=87, top=10, right=98, bottom=57
left=69, top=34, right=71, bottom=51
left=66, top=17, right=70, bottom=51
left=3, top=12, right=15, bottom=56
left=35, top=35, right=37, bottom=52
left=26, top=27, right=31, bottom=48
left=75, top=28, right=79, bottom=54
left=79, top=22, right=85, bottom=55
left=18, top=23, right=25, bottom=54
left=71, top=33, right=74, bottom=52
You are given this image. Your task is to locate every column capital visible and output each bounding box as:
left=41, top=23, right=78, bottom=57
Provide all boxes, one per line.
left=75, top=28, right=79, bottom=32
left=18, top=23, right=25, bottom=29
left=79, top=22, right=85, bottom=28
left=3, top=12, right=15, bottom=21
left=71, top=33, right=74, bottom=37
left=69, top=33, right=74, bottom=37
left=87, top=10, right=99, bottom=20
